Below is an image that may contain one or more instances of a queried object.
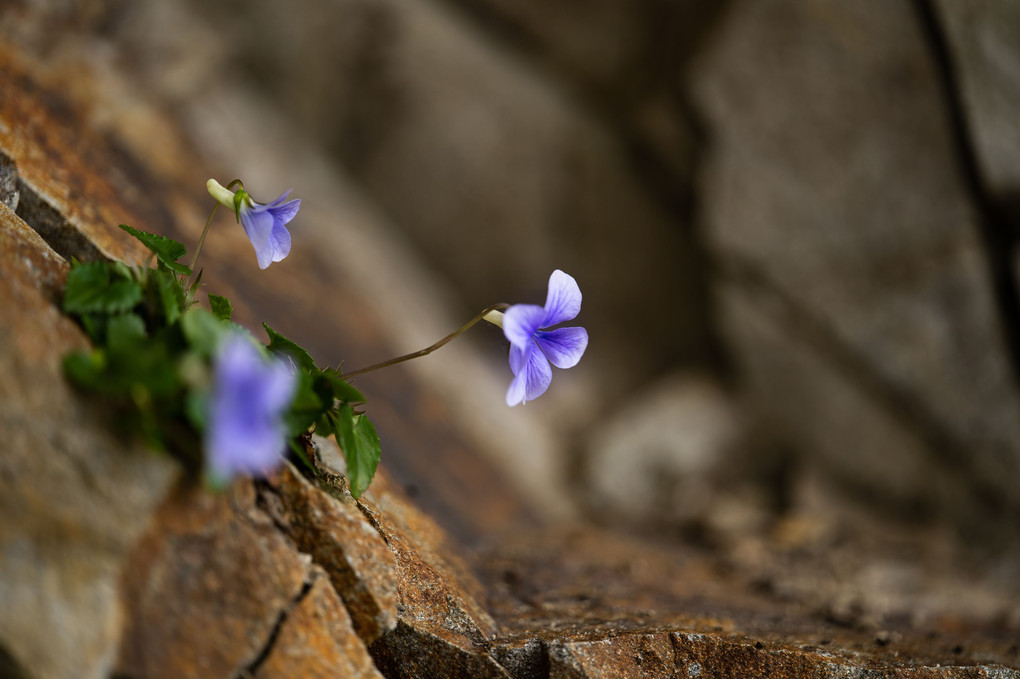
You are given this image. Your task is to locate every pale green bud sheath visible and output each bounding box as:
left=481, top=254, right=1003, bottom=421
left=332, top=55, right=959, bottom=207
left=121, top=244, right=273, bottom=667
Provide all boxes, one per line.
left=483, top=309, right=504, bottom=328
left=206, top=178, right=236, bottom=210
left=191, top=178, right=244, bottom=273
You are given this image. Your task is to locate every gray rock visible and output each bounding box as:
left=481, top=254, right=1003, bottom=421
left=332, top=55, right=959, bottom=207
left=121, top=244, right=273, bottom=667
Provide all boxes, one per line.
left=692, top=0, right=1020, bottom=525
left=585, top=374, right=743, bottom=524
left=934, top=0, right=1020, bottom=195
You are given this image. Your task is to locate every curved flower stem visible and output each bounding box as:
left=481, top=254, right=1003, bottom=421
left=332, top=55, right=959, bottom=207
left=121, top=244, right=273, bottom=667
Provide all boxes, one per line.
left=187, top=204, right=219, bottom=275
left=341, top=303, right=510, bottom=379
left=189, top=179, right=244, bottom=275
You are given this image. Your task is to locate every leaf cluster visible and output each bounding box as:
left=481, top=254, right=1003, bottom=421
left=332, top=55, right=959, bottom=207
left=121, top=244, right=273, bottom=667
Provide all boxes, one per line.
left=61, top=225, right=381, bottom=496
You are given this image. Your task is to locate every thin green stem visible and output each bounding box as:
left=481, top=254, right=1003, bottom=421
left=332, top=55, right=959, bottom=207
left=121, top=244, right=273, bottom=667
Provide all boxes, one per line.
left=188, top=203, right=219, bottom=273
left=341, top=303, right=509, bottom=379
left=188, top=179, right=244, bottom=276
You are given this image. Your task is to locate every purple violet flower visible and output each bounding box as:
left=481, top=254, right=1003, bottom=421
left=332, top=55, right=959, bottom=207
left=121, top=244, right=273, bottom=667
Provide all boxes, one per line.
left=502, top=269, right=588, bottom=406
left=205, top=334, right=297, bottom=485
left=207, top=179, right=301, bottom=269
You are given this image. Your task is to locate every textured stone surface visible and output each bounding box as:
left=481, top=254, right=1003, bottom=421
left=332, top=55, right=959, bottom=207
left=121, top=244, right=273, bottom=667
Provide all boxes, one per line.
left=254, top=567, right=383, bottom=679
left=0, top=48, right=175, bottom=266
left=692, top=0, right=1020, bottom=526
left=479, top=525, right=1020, bottom=677
left=116, top=481, right=310, bottom=679
left=358, top=468, right=508, bottom=677
left=263, top=460, right=399, bottom=644
left=0, top=203, right=178, bottom=679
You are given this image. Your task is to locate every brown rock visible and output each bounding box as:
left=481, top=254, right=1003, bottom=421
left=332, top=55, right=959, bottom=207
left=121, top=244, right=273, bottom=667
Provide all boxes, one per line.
left=0, top=46, right=175, bottom=265
left=357, top=468, right=507, bottom=676
left=263, top=460, right=399, bottom=644
left=254, top=567, right=383, bottom=679
left=0, top=201, right=177, bottom=679
left=480, top=524, right=1020, bottom=678
left=544, top=629, right=1020, bottom=679
left=116, top=481, right=310, bottom=679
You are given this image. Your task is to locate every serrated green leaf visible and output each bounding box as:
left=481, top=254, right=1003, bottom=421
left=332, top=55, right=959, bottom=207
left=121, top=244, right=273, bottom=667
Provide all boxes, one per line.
left=152, top=268, right=186, bottom=325
left=320, top=368, right=366, bottom=403
left=118, top=224, right=191, bottom=275
left=209, top=295, right=232, bottom=321
left=63, top=262, right=143, bottom=315
left=263, top=323, right=316, bottom=372
left=334, top=404, right=380, bottom=498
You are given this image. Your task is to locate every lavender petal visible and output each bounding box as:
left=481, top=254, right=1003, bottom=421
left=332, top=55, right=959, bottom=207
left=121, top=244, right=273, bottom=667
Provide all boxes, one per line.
left=503, top=304, right=547, bottom=350
left=542, top=269, right=582, bottom=326
left=535, top=326, right=588, bottom=369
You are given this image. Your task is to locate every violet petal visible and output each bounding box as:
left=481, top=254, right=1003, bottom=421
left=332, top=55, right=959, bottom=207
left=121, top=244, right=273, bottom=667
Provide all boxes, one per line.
left=542, top=269, right=582, bottom=326
left=535, top=326, right=588, bottom=369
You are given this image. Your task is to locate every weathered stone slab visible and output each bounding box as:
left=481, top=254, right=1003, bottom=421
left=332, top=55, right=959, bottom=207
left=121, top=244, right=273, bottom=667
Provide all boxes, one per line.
left=357, top=467, right=508, bottom=677
left=116, top=480, right=310, bottom=679
left=480, top=524, right=1020, bottom=678
left=0, top=203, right=177, bottom=679
left=263, top=459, right=399, bottom=644
left=254, top=567, right=384, bottom=679
left=0, top=47, right=174, bottom=265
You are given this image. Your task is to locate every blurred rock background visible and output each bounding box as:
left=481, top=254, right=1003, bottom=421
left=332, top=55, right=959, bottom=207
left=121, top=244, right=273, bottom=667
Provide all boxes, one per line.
left=4, top=0, right=1020, bottom=539
left=4, top=0, right=1020, bottom=676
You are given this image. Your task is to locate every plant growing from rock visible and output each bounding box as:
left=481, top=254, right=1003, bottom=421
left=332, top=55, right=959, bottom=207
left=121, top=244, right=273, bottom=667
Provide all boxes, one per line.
left=61, top=178, right=587, bottom=496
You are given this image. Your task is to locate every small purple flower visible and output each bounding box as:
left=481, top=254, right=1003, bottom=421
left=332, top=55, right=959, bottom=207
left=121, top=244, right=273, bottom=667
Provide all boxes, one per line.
left=207, top=179, right=301, bottom=269
left=205, top=334, right=297, bottom=485
left=502, top=270, right=588, bottom=406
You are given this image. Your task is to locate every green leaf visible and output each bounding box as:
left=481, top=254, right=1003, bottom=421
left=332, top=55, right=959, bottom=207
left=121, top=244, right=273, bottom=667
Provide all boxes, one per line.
left=284, top=371, right=327, bottom=438
left=184, top=389, right=208, bottom=433
left=263, top=323, right=316, bottom=372
left=334, top=404, right=380, bottom=498
left=152, top=269, right=186, bottom=326
left=106, top=313, right=146, bottom=353
left=63, top=262, right=143, bottom=315
left=118, top=224, right=191, bottom=275
left=209, top=295, right=232, bottom=321
left=320, top=368, right=366, bottom=403
left=188, top=268, right=204, bottom=300
left=63, top=349, right=107, bottom=391
left=181, top=308, right=226, bottom=357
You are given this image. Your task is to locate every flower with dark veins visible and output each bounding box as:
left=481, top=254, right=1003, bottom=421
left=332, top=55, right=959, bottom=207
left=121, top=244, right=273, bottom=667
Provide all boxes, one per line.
left=207, top=178, right=301, bottom=269
left=205, top=333, right=297, bottom=485
left=498, top=269, right=588, bottom=406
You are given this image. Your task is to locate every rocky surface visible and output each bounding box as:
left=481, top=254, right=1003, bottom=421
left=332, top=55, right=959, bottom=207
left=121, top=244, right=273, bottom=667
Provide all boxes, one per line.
left=2, top=1, right=1020, bottom=678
